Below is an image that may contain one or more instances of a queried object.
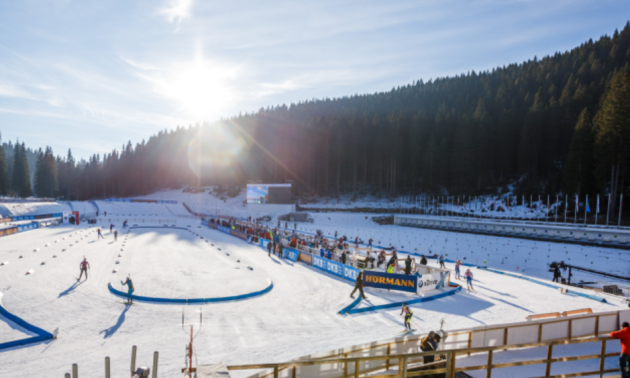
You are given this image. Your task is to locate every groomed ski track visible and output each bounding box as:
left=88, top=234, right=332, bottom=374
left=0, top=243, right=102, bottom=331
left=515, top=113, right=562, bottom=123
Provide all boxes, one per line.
left=0, top=210, right=622, bottom=378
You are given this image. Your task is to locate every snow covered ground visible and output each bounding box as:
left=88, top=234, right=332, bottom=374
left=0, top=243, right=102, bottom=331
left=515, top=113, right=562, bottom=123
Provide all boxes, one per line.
left=0, top=192, right=628, bottom=377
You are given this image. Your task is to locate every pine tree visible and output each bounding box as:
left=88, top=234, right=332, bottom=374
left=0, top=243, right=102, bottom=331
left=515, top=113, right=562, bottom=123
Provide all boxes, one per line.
left=563, top=109, right=594, bottom=197
left=0, top=132, right=8, bottom=196
left=12, top=142, right=31, bottom=197
left=593, top=66, right=630, bottom=215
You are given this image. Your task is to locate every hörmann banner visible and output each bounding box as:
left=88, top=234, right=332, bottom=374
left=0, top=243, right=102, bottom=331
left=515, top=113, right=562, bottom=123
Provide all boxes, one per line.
left=417, top=272, right=449, bottom=292
left=363, top=271, right=418, bottom=293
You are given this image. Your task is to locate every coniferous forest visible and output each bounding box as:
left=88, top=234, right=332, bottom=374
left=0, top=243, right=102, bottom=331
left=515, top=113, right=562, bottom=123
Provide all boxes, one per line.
left=1, top=24, right=630, bottom=213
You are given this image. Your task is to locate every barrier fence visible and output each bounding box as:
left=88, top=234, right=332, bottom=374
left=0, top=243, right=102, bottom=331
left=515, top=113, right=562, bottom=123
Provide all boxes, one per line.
left=230, top=308, right=630, bottom=378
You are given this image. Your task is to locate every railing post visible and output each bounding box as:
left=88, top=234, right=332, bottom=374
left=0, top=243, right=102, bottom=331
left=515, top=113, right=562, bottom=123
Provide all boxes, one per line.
left=486, top=350, right=493, bottom=378
left=152, top=351, right=159, bottom=378
left=65, top=374, right=70, bottom=378
left=386, top=343, right=391, bottom=370
left=131, top=345, right=137, bottom=375
left=274, top=365, right=279, bottom=378
left=599, top=339, right=606, bottom=375
left=545, top=344, right=554, bottom=377
left=72, top=364, right=78, bottom=378
left=105, top=357, right=110, bottom=378
left=445, top=352, right=454, bottom=378
left=401, top=357, right=408, bottom=378
left=354, top=360, right=360, bottom=378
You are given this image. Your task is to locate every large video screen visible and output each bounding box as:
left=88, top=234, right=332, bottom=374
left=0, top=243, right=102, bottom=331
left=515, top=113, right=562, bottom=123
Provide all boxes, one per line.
left=247, top=184, right=292, bottom=204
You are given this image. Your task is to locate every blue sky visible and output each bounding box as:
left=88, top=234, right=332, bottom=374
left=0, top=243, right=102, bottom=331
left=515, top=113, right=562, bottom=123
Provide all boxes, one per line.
left=0, top=0, right=627, bottom=160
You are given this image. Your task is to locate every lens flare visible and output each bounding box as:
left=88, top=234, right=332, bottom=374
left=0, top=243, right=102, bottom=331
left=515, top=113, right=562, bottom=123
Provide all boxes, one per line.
left=187, top=124, right=246, bottom=177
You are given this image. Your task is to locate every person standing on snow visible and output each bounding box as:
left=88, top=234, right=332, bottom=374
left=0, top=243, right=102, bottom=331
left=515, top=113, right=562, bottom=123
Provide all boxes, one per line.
left=400, top=303, right=413, bottom=330
left=387, top=262, right=395, bottom=274
left=552, top=265, right=561, bottom=282
left=78, top=258, right=90, bottom=281
left=405, top=255, right=413, bottom=275
left=368, top=238, right=373, bottom=248
left=377, top=251, right=386, bottom=269
left=439, top=254, right=445, bottom=269
left=420, top=255, right=427, bottom=265
left=97, top=228, right=104, bottom=239
left=110, top=223, right=113, bottom=233
left=465, top=269, right=474, bottom=290
left=267, top=240, right=273, bottom=257
left=350, top=271, right=367, bottom=300
left=114, top=230, right=118, bottom=241
left=455, top=259, right=461, bottom=280
left=121, top=275, right=134, bottom=304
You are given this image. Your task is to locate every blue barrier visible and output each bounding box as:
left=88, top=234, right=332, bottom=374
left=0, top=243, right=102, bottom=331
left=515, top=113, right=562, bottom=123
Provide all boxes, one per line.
left=107, top=281, right=273, bottom=304
left=0, top=300, right=55, bottom=351
left=338, top=296, right=362, bottom=315
left=477, top=267, right=607, bottom=303
left=129, top=226, right=189, bottom=231
left=312, top=255, right=344, bottom=278
left=347, top=284, right=462, bottom=314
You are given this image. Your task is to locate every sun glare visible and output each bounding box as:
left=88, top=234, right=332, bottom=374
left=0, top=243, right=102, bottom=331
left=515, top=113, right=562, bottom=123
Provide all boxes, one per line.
left=153, top=59, right=238, bottom=119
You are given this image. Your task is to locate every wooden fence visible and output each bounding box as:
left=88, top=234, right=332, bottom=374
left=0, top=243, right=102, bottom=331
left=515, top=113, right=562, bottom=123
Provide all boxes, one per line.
left=228, top=336, right=620, bottom=378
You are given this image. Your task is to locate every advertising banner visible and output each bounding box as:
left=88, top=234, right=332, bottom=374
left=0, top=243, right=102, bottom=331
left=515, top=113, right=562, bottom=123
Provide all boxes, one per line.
left=218, top=225, right=231, bottom=234
left=299, top=251, right=313, bottom=265
left=343, top=265, right=361, bottom=282
left=285, top=248, right=299, bottom=262
left=231, top=230, right=248, bottom=240
left=0, top=227, right=18, bottom=237
left=363, top=271, right=418, bottom=293
left=312, top=255, right=344, bottom=278
left=62, top=211, right=71, bottom=225
left=417, top=272, right=449, bottom=292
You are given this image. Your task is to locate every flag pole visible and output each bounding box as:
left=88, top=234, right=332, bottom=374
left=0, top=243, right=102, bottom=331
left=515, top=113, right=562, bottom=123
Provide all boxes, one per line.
left=564, top=195, right=568, bottom=224
left=574, top=194, right=578, bottom=224
left=618, top=194, right=623, bottom=227
left=595, top=194, right=599, bottom=225
left=606, top=194, right=610, bottom=226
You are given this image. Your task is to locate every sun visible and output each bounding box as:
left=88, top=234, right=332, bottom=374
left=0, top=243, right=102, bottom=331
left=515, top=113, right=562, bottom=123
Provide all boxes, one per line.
left=153, top=59, right=238, bottom=119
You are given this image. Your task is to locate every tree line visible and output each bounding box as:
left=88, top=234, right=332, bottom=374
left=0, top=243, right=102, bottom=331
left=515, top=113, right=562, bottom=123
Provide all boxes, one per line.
left=0, top=23, right=629, bottom=217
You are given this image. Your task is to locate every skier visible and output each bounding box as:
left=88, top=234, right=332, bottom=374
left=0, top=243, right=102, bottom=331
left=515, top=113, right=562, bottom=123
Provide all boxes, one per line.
left=455, top=259, right=461, bottom=280
left=97, top=228, right=104, bottom=239
left=109, top=223, right=113, bottom=233
left=439, top=254, right=445, bottom=269
left=400, top=303, right=413, bottom=330
left=121, top=275, right=134, bottom=304
left=465, top=269, right=474, bottom=291
left=123, top=220, right=128, bottom=228
left=78, top=258, right=90, bottom=281
left=267, top=240, right=273, bottom=257
left=350, top=271, right=367, bottom=299
left=404, top=255, right=412, bottom=275
left=114, top=230, right=118, bottom=241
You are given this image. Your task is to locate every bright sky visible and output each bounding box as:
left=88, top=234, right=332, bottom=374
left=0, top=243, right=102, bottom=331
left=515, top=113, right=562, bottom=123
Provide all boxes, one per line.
left=0, top=0, right=627, bottom=160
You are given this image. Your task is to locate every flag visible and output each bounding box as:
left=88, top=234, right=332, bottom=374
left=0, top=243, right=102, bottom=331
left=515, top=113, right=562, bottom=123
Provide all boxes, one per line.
left=586, top=196, right=591, bottom=213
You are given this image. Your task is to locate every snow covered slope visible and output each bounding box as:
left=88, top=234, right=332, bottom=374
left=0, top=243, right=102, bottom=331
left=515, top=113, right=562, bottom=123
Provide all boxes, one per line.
left=0, top=216, right=622, bottom=378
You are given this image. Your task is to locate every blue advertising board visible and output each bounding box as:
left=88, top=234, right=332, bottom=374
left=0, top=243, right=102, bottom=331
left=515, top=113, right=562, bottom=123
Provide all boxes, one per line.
left=363, top=271, right=418, bottom=293
left=285, top=248, right=299, bottom=262
left=312, top=255, right=344, bottom=278
left=218, top=225, right=231, bottom=234
left=343, top=265, right=361, bottom=282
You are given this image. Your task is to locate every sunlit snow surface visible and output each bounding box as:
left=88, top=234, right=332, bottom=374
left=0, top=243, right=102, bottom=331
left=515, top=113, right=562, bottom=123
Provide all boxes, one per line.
left=0, top=197, right=627, bottom=377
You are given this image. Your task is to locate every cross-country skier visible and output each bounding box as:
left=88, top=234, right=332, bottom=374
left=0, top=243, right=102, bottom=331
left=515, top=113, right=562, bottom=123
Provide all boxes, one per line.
left=465, top=269, right=474, bottom=291
left=350, top=271, right=367, bottom=300
left=78, top=258, right=90, bottom=281
left=114, top=230, right=118, bottom=241
left=110, top=223, right=113, bottom=233
left=121, top=275, right=134, bottom=304
left=400, top=303, right=413, bottom=330
left=455, top=259, right=461, bottom=280
left=439, top=254, right=445, bottom=269
left=97, top=228, right=104, bottom=239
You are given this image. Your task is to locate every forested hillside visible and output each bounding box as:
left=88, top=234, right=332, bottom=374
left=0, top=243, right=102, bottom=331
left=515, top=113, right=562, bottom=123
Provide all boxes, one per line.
left=1, top=23, right=630, bottom=204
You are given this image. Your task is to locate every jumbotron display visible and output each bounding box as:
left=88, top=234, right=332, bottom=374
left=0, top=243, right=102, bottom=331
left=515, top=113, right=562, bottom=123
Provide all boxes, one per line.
left=246, top=184, right=292, bottom=205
